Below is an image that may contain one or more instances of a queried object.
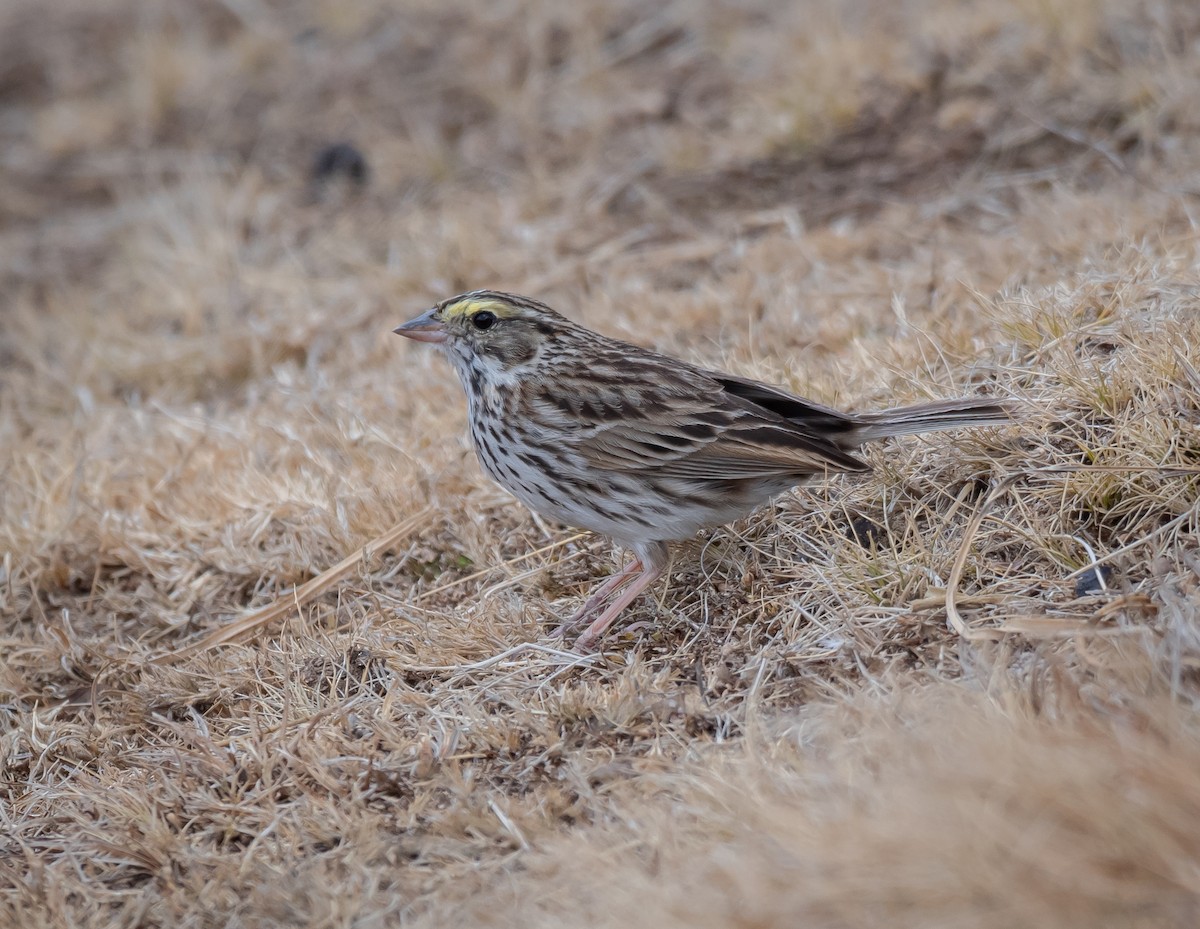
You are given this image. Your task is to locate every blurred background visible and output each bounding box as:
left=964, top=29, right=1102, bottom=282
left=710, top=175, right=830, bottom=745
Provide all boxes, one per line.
left=6, top=0, right=1197, bottom=421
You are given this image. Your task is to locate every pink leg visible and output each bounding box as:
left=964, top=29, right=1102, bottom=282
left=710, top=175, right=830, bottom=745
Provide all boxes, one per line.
left=574, top=562, right=665, bottom=652
left=552, top=559, right=642, bottom=637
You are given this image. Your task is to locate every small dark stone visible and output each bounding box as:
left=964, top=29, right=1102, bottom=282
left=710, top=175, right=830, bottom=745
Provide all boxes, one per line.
left=310, top=141, right=370, bottom=186
left=1074, top=564, right=1116, bottom=597
left=845, top=516, right=885, bottom=549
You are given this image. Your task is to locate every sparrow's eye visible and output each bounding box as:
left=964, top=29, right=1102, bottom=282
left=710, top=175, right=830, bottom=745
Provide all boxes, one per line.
left=472, top=311, right=497, bottom=331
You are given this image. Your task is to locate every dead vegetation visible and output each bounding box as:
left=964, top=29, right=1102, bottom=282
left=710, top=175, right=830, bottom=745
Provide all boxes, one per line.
left=3, top=0, right=1200, bottom=926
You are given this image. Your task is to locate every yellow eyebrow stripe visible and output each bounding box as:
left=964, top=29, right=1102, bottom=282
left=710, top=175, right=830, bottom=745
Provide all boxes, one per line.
left=441, top=297, right=516, bottom=320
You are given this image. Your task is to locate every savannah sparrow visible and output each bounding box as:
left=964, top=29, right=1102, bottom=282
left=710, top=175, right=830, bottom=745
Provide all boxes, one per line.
left=395, top=291, right=1011, bottom=650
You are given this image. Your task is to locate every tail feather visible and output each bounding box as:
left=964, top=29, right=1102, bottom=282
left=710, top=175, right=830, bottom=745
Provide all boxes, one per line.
left=843, top=398, right=1014, bottom=446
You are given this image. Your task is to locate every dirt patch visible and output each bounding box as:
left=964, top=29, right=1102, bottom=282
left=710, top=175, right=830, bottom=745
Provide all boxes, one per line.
left=618, top=56, right=1149, bottom=227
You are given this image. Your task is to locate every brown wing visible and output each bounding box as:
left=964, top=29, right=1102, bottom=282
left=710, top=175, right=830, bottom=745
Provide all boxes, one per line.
left=561, top=368, right=868, bottom=479
left=707, top=372, right=860, bottom=437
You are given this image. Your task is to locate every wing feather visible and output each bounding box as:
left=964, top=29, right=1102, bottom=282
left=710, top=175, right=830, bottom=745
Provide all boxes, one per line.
left=573, top=397, right=866, bottom=479
left=523, top=345, right=869, bottom=479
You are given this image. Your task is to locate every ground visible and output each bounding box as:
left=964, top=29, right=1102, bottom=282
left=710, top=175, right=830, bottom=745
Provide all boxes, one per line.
left=3, top=1, right=1200, bottom=926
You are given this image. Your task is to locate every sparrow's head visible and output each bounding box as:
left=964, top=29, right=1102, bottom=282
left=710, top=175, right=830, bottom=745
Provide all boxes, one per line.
left=394, top=290, right=572, bottom=382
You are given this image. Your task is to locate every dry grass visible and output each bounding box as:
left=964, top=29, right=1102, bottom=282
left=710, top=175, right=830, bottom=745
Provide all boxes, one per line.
left=3, top=0, right=1200, bottom=926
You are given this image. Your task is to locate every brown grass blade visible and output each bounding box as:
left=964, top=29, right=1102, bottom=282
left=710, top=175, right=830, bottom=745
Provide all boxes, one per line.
left=151, top=506, right=434, bottom=663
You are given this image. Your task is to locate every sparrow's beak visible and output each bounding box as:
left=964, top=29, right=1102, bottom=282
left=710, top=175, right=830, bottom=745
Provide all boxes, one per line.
left=393, top=308, right=448, bottom=344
